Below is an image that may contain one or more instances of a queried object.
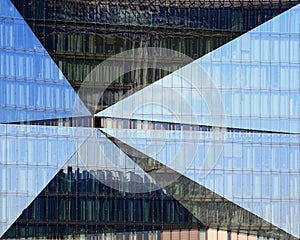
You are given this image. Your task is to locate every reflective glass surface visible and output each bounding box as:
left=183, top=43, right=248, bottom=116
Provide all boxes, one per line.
left=0, top=0, right=90, bottom=124
left=0, top=124, right=91, bottom=237
left=98, top=4, right=300, bottom=133
left=0, top=0, right=299, bottom=239
left=103, top=128, right=300, bottom=237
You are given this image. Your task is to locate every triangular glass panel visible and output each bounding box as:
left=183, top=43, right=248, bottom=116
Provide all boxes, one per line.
left=102, top=127, right=300, bottom=238
left=10, top=0, right=299, bottom=108
left=1, top=130, right=204, bottom=239
left=62, top=129, right=162, bottom=194
left=97, top=4, right=300, bottom=133
left=106, top=132, right=296, bottom=239
left=0, top=0, right=90, bottom=124
left=0, top=124, right=90, bottom=237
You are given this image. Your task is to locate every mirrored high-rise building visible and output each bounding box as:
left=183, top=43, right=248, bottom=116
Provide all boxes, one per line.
left=0, top=0, right=299, bottom=239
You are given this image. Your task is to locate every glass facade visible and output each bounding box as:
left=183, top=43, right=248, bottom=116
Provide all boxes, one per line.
left=0, top=0, right=299, bottom=239
left=10, top=0, right=299, bottom=112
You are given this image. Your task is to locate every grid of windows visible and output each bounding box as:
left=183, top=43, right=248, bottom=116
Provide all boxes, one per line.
left=11, top=0, right=298, bottom=111
left=0, top=0, right=299, bottom=239
left=0, top=4, right=90, bottom=124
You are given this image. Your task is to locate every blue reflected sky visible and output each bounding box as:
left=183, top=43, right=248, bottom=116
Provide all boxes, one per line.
left=98, top=4, right=300, bottom=134
left=0, top=0, right=90, bottom=123
left=0, top=123, right=92, bottom=237
left=0, top=0, right=299, bottom=238
left=102, top=127, right=300, bottom=238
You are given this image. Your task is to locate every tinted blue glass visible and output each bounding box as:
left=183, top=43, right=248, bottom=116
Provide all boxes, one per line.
left=102, top=127, right=300, bottom=238
left=0, top=0, right=90, bottom=123
left=0, top=123, right=92, bottom=236
left=98, top=4, right=300, bottom=134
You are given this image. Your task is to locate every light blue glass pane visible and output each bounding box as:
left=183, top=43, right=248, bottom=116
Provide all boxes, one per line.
left=61, top=129, right=160, bottom=194
left=0, top=0, right=90, bottom=123
left=102, top=127, right=300, bottom=238
left=97, top=60, right=225, bottom=128
left=97, top=4, right=300, bottom=134
left=0, top=123, right=92, bottom=237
